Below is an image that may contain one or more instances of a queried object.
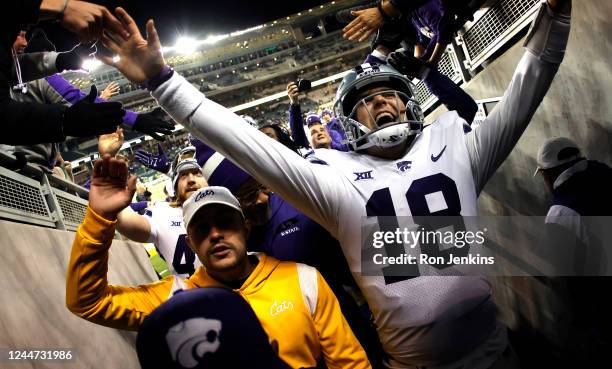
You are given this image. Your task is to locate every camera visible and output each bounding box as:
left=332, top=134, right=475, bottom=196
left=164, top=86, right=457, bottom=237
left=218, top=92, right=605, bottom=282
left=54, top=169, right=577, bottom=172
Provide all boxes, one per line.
left=296, top=78, right=312, bottom=92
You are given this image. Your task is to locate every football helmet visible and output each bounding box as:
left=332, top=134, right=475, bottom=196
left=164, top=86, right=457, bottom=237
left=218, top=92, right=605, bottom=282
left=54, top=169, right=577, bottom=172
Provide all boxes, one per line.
left=333, top=63, right=424, bottom=152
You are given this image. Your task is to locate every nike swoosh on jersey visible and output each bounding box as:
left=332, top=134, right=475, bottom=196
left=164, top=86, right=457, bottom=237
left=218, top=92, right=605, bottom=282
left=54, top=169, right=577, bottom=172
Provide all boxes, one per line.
left=431, top=145, right=447, bottom=162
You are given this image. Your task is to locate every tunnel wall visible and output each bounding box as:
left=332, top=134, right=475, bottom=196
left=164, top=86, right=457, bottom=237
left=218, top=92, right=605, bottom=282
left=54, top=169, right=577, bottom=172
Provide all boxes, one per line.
left=0, top=219, right=157, bottom=368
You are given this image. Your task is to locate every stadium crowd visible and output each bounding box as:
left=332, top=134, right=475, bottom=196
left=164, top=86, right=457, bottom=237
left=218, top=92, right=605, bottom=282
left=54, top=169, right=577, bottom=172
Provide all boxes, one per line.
left=3, top=1, right=612, bottom=369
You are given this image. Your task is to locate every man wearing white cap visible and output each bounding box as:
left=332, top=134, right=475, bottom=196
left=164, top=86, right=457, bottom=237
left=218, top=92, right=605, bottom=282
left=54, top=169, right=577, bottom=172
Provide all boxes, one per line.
left=67, top=155, right=371, bottom=369
left=534, top=137, right=612, bottom=223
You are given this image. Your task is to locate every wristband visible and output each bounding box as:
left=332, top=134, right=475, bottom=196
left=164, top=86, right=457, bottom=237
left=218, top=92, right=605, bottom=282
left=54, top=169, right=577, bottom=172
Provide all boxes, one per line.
left=143, top=65, right=174, bottom=91
left=377, top=1, right=393, bottom=22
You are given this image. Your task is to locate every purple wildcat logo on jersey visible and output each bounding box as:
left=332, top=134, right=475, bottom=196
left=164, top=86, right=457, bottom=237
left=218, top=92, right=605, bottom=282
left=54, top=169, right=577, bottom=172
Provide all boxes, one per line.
left=396, top=161, right=412, bottom=173
left=194, top=189, right=215, bottom=202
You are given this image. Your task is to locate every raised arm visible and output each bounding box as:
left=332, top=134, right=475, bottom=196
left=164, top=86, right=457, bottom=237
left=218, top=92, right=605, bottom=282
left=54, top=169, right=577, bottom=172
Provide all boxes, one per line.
left=66, top=156, right=170, bottom=330
left=100, top=8, right=348, bottom=235
left=466, top=1, right=571, bottom=193
left=116, top=207, right=153, bottom=243
left=287, top=82, right=310, bottom=148
left=96, top=130, right=155, bottom=242
left=156, top=76, right=345, bottom=234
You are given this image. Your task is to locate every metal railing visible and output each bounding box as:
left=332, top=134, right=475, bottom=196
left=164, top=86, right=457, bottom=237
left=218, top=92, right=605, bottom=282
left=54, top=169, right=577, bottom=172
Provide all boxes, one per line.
left=413, top=0, right=542, bottom=115
left=457, top=0, right=542, bottom=71
left=0, top=151, right=89, bottom=231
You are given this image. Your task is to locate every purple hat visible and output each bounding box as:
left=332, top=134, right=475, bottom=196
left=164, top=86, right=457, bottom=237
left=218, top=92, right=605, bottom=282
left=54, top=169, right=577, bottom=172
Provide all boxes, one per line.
left=305, top=112, right=322, bottom=126
left=137, top=287, right=291, bottom=369
left=190, top=137, right=251, bottom=193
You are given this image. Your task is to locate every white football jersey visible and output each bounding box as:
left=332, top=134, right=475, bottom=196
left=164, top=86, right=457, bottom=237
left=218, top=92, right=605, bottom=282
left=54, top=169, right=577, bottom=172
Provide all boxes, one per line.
left=306, top=114, right=493, bottom=365
left=153, top=7, right=568, bottom=365
left=143, top=202, right=202, bottom=277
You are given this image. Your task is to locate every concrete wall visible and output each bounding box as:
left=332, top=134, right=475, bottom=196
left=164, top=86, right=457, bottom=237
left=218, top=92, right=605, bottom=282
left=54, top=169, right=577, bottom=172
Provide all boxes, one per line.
left=428, top=0, right=612, bottom=216
left=0, top=220, right=157, bottom=369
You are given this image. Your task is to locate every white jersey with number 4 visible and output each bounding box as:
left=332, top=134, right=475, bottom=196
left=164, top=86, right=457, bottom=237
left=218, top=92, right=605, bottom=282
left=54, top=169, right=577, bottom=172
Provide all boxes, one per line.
left=144, top=202, right=201, bottom=277
left=152, top=4, right=569, bottom=366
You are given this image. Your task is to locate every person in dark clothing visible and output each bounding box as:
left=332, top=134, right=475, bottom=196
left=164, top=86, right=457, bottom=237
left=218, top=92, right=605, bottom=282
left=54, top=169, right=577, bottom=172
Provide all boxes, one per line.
left=1, top=0, right=128, bottom=145
left=2, top=30, right=174, bottom=171
left=534, top=137, right=612, bottom=367
left=341, top=0, right=479, bottom=124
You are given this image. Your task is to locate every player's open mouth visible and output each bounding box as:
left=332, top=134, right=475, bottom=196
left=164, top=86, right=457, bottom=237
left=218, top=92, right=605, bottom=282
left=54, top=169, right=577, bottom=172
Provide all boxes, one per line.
left=375, top=112, right=397, bottom=127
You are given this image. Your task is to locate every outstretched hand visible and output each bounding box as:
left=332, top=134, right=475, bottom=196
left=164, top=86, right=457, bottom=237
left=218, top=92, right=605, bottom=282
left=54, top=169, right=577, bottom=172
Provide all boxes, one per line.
left=58, top=0, right=129, bottom=43
left=99, top=7, right=165, bottom=85
left=135, top=143, right=171, bottom=174
left=89, top=155, right=136, bottom=220
left=100, top=81, right=120, bottom=99
left=343, top=7, right=384, bottom=42
left=133, top=107, right=175, bottom=141
left=98, top=128, right=125, bottom=157
left=287, top=82, right=300, bottom=105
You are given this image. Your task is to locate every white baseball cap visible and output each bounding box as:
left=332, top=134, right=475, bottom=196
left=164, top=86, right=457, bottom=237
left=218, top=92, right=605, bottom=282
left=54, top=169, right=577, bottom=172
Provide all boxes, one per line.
left=534, top=137, right=583, bottom=176
left=172, top=158, right=203, bottom=190
left=182, top=186, right=244, bottom=230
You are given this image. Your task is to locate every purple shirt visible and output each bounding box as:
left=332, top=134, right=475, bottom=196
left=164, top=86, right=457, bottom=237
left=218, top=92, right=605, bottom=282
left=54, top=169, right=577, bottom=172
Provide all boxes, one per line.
left=247, top=193, right=351, bottom=283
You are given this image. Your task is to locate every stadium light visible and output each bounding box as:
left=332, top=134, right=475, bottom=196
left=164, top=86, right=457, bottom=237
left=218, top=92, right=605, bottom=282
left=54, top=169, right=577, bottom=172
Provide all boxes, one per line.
left=81, top=57, right=102, bottom=71
left=175, top=37, right=198, bottom=54
left=203, top=34, right=228, bottom=44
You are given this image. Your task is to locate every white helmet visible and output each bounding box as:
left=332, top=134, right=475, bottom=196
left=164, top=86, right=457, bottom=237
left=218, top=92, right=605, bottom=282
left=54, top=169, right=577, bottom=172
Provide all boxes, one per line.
left=333, top=63, right=424, bottom=152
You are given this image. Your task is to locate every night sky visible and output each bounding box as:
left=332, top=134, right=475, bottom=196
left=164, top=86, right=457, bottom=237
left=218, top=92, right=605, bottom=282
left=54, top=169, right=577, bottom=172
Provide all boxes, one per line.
left=39, top=0, right=330, bottom=51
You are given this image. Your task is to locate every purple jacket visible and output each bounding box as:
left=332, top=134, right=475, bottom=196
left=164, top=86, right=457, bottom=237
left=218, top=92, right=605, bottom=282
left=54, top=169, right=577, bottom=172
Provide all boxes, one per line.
left=45, top=74, right=137, bottom=127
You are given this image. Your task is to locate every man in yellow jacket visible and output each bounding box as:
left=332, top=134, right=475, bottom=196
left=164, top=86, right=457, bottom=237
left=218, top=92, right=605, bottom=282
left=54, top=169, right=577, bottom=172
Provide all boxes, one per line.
left=66, top=154, right=371, bottom=369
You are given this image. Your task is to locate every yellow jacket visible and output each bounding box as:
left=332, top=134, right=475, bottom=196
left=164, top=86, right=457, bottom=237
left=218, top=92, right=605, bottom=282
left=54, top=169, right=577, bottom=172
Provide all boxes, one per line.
left=66, top=208, right=371, bottom=369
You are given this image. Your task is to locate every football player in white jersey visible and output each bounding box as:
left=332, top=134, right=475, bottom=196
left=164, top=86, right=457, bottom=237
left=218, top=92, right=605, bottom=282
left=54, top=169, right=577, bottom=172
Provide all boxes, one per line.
left=115, top=158, right=206, bottom=277
left=101, top=1, right=571, bottom=366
